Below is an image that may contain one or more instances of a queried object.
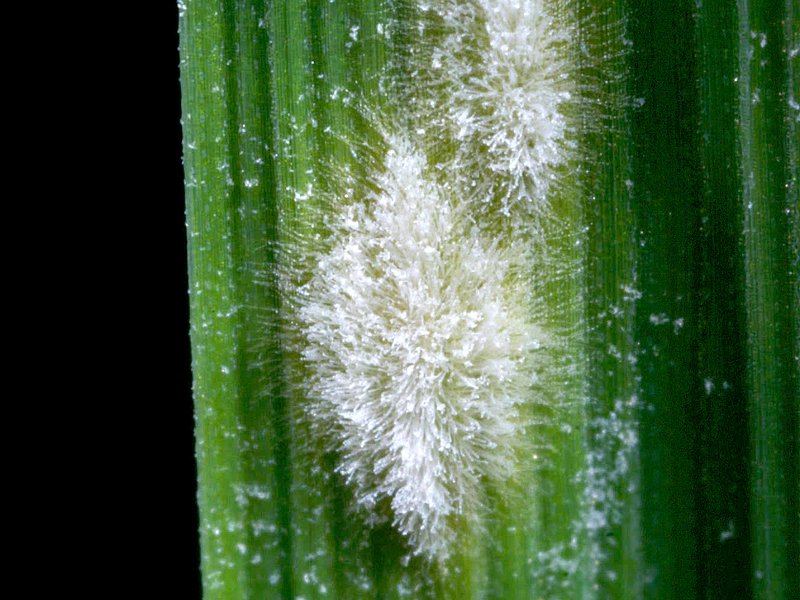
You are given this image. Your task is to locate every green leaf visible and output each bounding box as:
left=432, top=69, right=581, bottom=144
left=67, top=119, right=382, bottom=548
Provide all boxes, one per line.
left=181, top=0, right=799, bottom=598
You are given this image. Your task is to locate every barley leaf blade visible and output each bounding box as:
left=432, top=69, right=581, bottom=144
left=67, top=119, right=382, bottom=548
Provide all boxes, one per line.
left=736, top=0, right=800, bottom=595
left=181, top=0, right=799, bottom=598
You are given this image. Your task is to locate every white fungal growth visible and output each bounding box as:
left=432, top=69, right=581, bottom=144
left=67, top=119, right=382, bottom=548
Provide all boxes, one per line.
left=296, top=134, right=541, bottom=560
left=431, top=0, right=574, bottom=218
left=283, top=0, right=582, bottom=563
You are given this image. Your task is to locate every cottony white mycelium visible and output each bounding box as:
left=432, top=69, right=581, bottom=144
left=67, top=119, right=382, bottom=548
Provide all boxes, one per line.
left=425, top=0, right=575, bottom=228
left=286, top=0, right=577, bottom=563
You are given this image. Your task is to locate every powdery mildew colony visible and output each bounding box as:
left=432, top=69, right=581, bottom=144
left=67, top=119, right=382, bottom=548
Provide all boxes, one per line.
left=433, top=0, right=575, bottom=220
left=288, top=0, right=578, bottom=561
left=298, top=135, right=539, bottom=559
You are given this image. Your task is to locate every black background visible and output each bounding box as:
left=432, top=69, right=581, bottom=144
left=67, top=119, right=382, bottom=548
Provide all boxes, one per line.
left=151, top=2, right=201, bottom=595
left=12, top=2, right=201, bottom=593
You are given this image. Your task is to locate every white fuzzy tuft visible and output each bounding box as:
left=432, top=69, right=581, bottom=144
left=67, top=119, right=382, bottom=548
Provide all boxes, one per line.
left=430, top=0, right=574, bottom=218
left=283, top=0, right=580, bottom=563
left=296, top=134, right=541, bottom=560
